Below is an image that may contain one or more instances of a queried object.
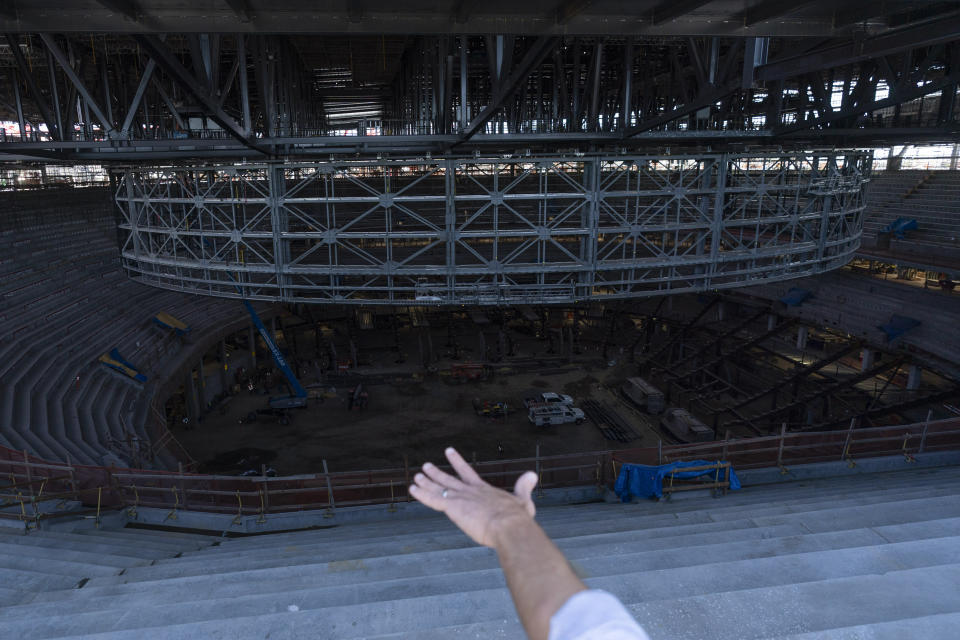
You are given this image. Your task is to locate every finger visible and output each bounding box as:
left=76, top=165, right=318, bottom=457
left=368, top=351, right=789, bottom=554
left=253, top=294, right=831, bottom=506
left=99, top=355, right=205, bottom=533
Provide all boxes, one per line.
left=409, top=484, right=446, bottom=512
left=413, top=471, right=444, bottom=495
left=445, top=447, right=484, bottom=485
left=422, top=461, right=466, bottom=490
left=513, top=471, right=538, bottom=518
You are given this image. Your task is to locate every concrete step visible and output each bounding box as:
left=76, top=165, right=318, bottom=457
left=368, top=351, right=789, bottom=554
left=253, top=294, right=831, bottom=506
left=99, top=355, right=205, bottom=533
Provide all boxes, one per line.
left=59, top=529, right=210, bottom=552
left=8, top=529, right=202, bottom=556
left=43, top=561, right=960, bottom=640
left=111, top=493, right=960, bottom=584
left=31, top=520, right=807, bottom=603
left=10, top=522, right=960, bottom=626
left=184, top=483, right=960, bottom=559
left=368, top=564, right=960, bottom=640
left=0, top=530, right=176, bottom=561
left=0, top=540, right=144, bottom=570
left=0, top=551, right=120, bottom=579
left=182, top=482, right=960, bottom=567
left=93, top=525, right=219, bottom=544
left=0, top=586, right=33, bottom=607
left=207, top=465, right=960, bottom=548
left=764, top=612, right=960, bottom=639
left=58, top=509, right=960, bottom=606
left=0, top=568, right=82, bottom=594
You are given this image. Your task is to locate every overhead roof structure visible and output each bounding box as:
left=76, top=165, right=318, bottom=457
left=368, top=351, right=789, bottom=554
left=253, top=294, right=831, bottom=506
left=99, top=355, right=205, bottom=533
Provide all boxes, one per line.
left=0, top=1, right=955, bottom=36
left=0, top=1, right=956, bottom=160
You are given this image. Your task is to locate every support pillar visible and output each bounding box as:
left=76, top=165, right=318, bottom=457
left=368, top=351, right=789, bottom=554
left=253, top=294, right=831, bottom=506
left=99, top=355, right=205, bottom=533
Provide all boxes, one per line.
left=249, top=324, right=257, bottom=370
left=795, top=326, right=808, bottom=351
left=184, top=369, right=199, bottom=421
left=717, top=300, right=726, bottom=321
left=767, top=313, right=777, bottom=331
left=861, top=348, right=875, bottom=372
left=197, top=358, right=206, bottom=409
left=907, top=364, right=922, bottom=390
left=219, top=339, right=228, bottom=391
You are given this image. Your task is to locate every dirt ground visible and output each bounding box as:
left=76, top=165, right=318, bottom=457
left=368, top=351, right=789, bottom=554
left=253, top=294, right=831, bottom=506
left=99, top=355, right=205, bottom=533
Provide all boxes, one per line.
left=173, top=363, right=663, bottom=476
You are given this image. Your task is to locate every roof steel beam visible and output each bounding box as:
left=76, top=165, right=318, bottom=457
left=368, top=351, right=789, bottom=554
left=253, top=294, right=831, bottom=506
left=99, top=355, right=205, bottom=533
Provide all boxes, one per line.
left=132, top=33, right=269, bottom=155
left=651, top=0, right=716, bottom=26
left=457, top=36, right=559, bottom=143
left=38, top=33, right=118, bottom=138
left=758, top=11, right=960, bottom=81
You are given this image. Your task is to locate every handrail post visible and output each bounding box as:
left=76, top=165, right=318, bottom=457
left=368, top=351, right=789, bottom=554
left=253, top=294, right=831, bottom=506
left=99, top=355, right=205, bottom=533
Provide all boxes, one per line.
left=232, top=489, right=243, bottom=526
left=178, top=462, right=188, bottom=511
left=919, top=409, right=932, bottom=453
left=260, top=464, right=269, bottom=513
left=322, top=459, right=336, bottom=518
left=842, top=418, right=857, bottom=467
left=657, top=439, right=662, bottom=466
left=65, top=453, right=78, bottom=497
left=777, top=423, right=788, bottom=475
left=535, top=442, right=543, bottom=498
left=388, top=479, right=398, bottom=513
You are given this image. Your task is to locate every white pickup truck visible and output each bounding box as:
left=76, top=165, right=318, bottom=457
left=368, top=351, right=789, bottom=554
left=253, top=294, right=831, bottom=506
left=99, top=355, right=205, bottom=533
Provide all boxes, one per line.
left=523, top=392, right=575, bottom=409
left=528, top=405, right=585, bottom=427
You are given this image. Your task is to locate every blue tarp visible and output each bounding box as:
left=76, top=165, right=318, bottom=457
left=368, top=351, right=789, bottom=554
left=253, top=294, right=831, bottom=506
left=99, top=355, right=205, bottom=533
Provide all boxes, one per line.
left=883, top=217, right=918, bottom=239
left=779, top=287, right=812, bottom=307
left=614, top=460, right=741, bottom=502
left=877, top=314, right=921, bottom=342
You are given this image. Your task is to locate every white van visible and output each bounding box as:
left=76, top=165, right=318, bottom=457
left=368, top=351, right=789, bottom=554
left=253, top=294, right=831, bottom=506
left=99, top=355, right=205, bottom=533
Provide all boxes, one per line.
left=528, top=405, right=585, bottom=427
left=524, top=391, right=575, bottom=409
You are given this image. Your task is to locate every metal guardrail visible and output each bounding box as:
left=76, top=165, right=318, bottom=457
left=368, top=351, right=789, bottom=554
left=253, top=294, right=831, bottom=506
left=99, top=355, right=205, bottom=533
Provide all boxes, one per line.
left=1, top=416, right=958, bottom=519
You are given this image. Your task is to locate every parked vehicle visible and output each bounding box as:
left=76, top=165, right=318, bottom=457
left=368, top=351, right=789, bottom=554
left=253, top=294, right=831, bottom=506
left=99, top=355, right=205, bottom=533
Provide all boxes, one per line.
left=660, top=407, right=713, bottom=443
left=528, top=405, right=585, bottom=427
left=450, top=362, right=489, bottom=382
left=621, top=377, right=665, bottom=414
left=524, top=391, right=575, bottom=409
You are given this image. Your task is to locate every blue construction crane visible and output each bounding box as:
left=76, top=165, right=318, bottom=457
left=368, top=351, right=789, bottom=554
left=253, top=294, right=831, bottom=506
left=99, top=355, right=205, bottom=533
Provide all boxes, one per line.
left=243, top=299, right=309, bottom=409
left=204, top=239, right=307, bottom=409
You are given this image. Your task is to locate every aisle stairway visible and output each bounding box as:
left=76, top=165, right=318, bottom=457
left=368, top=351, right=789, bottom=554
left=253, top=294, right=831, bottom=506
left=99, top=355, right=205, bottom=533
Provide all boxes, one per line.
left=0, top=464, right=958, bottom=638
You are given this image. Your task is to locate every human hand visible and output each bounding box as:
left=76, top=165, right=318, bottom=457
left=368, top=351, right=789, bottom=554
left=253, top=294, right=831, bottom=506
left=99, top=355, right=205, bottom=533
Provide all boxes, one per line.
left=409, top=447, right=538, bottom=548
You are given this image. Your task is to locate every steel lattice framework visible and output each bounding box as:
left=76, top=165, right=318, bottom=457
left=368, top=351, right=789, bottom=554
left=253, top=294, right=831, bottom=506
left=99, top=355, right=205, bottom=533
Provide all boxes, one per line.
left=115, top=151, right=870, bottom=305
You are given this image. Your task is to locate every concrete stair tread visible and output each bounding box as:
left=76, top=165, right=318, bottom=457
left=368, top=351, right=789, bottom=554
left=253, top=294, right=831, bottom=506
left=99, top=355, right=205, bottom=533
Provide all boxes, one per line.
left=67, top=499, right=960, bottom=584
left=198, top=465, right=960, bottom=547
left=174, top=483, right=960, bottom=566
left=171, top=484, right=960, bottom=558
left=38, top=563, right=960, bottom=640
left=0, top=568, right=82, bottom=594
left=763, top=612, right=960, bottom=639
left=9, top=527, right=959, bottom=626
left=0, top=551, right=123, bottom=578
left=0, top=529, right=179, bottom=560
left=5, top=528, right=203, bottom=554
left=62, top=529, right=211, bottom=551
left=0, top=540, right=146, bottom=569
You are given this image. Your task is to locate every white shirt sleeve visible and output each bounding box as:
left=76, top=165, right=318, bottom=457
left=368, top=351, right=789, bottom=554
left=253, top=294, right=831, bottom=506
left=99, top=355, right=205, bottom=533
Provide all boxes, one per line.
left=549, top=589, right=651, bottom=640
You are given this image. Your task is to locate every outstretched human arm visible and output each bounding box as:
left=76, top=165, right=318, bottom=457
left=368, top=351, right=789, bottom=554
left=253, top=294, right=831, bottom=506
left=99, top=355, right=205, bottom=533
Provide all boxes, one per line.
left=409, top=447, right=586, bottom=640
